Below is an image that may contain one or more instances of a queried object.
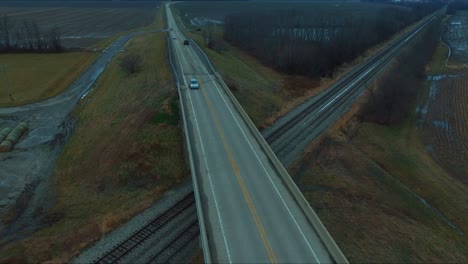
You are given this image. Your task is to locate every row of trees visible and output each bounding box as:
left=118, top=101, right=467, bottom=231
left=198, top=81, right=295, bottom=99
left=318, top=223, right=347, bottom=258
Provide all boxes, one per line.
left=360, top=18, right=441, bottom=125
left=223, top=3, right=442, bottom=77
left=0, top=15, right=63, bottom=52
left=447, top=0, right=468, bottom=14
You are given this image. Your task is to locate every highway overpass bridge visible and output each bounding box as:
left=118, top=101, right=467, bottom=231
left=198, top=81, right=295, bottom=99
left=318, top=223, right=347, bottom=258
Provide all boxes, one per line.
left=166, top=3, right=347, bottom=263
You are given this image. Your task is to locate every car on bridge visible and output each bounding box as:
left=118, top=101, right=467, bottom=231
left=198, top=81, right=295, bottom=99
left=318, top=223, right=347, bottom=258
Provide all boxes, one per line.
left=189, top=78, right=200, bottom=89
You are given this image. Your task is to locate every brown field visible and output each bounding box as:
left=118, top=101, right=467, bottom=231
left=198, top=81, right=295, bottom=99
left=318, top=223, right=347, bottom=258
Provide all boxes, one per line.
left=419, top=73, right=468, bottom=184
left=2, top=6, right=158, bottom=47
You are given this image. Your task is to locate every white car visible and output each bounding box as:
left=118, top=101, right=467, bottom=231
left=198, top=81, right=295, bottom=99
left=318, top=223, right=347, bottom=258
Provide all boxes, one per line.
left=189, top=78, right=199, bottom=89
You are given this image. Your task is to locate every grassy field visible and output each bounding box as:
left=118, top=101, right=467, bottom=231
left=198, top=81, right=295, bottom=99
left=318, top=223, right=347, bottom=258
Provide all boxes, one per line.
left=0, top=52, right=97, bottom=107
left=0, top=6, right=188, bottom=263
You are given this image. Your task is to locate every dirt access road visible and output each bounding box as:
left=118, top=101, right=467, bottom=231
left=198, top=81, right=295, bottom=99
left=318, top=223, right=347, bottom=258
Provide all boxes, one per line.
left=0, top=30, right=159, bottom=243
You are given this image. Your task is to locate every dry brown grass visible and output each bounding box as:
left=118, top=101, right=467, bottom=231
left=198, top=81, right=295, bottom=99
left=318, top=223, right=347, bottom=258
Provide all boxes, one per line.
left=293, top=122, right=468, bottom=263
left=0, top=52, right=97, bottom=107
left=190, top=249, right=205, bottom=264
left=0, top=6, right=188, bottom=263
left=287, top=50, right=468, bottom=263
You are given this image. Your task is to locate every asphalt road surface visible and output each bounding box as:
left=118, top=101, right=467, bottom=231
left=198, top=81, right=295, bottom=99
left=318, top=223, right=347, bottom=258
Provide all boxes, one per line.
left=167, top=4, right=333, bottom=263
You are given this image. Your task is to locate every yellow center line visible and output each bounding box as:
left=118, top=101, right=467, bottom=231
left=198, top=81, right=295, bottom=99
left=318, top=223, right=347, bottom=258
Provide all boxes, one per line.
left=198, top=79, right=278, bottom=263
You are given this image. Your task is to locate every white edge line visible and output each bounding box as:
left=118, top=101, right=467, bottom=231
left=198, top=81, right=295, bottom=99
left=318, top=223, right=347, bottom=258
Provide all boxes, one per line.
left=205, top=70, right=321, bottom=263
left=170, top=10, right=233, bottom=264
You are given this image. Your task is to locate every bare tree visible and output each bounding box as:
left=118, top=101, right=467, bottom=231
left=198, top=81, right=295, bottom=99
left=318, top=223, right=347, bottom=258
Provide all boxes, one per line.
left=23, top=20, right=35, bottom=50
left=46, top=27, right=62, bottom=51
left=32, top=22, right=44, bottom=51
left=119, top=54, right=143, bottom=74
left=223, top=2, right=441, bottom=78
left=14, top=25, right=25, bottom=49
left=1, top=17, right=63, bottom=52
left=0, top=15, right=13, bottom=49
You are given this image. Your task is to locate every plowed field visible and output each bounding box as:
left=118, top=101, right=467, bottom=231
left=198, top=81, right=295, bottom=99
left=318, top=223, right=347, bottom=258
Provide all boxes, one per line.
left=2, top=6, right=157, bottom=47
left=420, top=73, right=468, bottom=183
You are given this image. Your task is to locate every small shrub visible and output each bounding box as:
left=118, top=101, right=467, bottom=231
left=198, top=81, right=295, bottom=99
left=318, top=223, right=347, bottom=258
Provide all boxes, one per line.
left=151, top=98, right=180, bottom=125
left=119, top=54, right=143, bottom=74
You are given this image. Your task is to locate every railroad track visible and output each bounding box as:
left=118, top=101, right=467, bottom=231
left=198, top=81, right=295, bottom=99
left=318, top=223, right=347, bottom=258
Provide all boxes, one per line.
left=147, top=220, right=200, bottom=263
left=93, top=193, right=196, bottom=264
left=265, top=9, right=444, bottom=161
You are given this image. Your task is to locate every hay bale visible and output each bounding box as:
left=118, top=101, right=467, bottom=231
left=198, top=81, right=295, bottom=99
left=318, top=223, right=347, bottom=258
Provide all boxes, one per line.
left=6, top=131, right=22, bottom=143
left=0, top=122, right=29, bottom=152
left=0, top=140, right=12, bottom=152
left=17, top=122, right=28, bottom=132
left=0, top=127, right=11, bottom=143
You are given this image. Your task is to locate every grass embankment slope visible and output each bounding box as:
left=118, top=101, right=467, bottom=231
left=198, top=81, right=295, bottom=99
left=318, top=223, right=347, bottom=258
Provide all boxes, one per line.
left=295, top=120, right=468, bottom=262
left=0, top=6, right=188, bottom=263
left=291, top=30, right=468, bottom=262
left=186, top=28, right=291, bottom=129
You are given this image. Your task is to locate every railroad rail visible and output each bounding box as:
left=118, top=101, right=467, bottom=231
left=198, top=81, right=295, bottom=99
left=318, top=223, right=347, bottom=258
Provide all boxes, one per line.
left=265, top=9, right=444, bottom=161
left=147, top=220, right=200, bottom=263
left=93, top=193, right=196, bottom=264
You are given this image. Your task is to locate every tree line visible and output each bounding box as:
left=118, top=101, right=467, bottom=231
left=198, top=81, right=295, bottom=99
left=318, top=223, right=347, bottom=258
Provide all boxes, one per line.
left=0, top=15, right=63, bottom=52
left=447, top=0, right=468, bottom=14
left=223, top=3, right=442, bottom=77
left=360, top=17, right=441, bottom=125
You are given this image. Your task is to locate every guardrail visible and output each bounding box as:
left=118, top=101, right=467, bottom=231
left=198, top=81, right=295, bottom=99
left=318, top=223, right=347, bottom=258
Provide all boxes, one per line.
left=190, top=39, right=348, bottom=264
left=167, top=36, right=212, bottom=264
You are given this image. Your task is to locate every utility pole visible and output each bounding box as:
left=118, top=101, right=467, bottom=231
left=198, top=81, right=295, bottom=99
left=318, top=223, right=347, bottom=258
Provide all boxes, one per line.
left=0, top=64, right=13, bottom=101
